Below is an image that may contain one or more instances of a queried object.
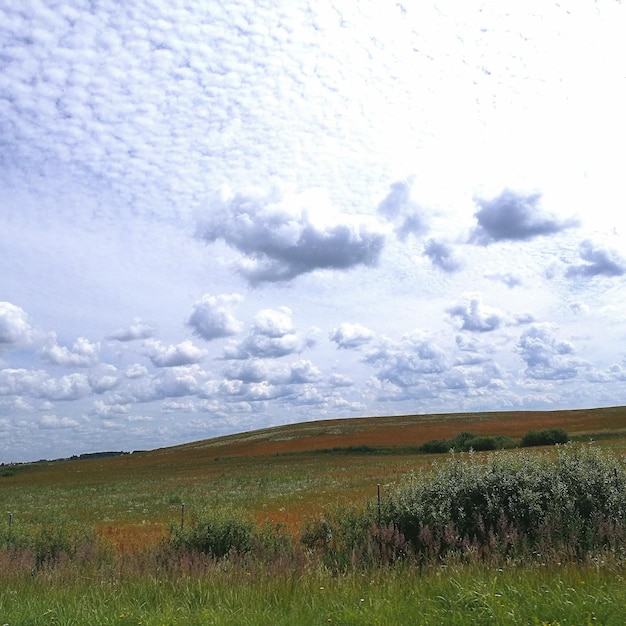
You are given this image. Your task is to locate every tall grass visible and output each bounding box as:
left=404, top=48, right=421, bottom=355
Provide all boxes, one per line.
left=2, top=558, right=626, bottom=624
left=4, top=443, right=626, bottom=623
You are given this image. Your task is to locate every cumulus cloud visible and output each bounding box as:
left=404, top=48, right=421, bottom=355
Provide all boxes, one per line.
left=447, top=293, right=533, bottom=332
left=92, top=400, right=130, bottom=418
left=143, top=339, right=207, bottom=367
left=225, top=358, right=322, bottom=386
left=471, top=189, right=578, bottom=245
left=517, top=324, right=588, bottom=380
left=0, top=302, right=34, bottom=347
left=150, top=365, right=208, bottom=399
left=39, top=373, right=92, bottom=401
left=106, top=319, right=156, bottom=341
left=197, top=188, right=386, bottom=283
left=423, top=239, right=462, bottom=272
left=120, top=364, right=210, bottom=403
left=330, top=322, right=375, bottom=349
left=41, top=335, right=100, bottom=367
left=187, top=294, right=244, bottom=341
left=125, top=363, right=148, bottom=379
left=39, top=415, right=80, bottom=429
left=0, top=368, right=48, bottom=397
left=565, top=240, right=626, bottom=278
left=377, top=179, right=426, bottom=240
left=89, top=365, right=120, bottom=394
left=329, top=373, right=354, bottom=387
left=364, top=331, right=449, bottom=388
left=224, top=307, right=315, bottom=359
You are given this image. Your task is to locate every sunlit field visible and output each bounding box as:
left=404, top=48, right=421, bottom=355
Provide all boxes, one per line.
left=3, top=406, right=626, bottom=624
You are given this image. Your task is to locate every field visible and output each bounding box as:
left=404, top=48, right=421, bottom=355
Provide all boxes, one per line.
left=3, top=406, right=626, bottom=624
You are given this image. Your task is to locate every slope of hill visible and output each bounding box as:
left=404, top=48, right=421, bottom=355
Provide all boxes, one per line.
left=3, top=406, right=626, bottom=550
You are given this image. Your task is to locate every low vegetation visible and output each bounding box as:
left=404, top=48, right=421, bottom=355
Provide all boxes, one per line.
left=2, top=407, right=626, bottom=623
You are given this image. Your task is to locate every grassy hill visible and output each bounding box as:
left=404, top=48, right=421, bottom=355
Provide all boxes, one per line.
left=4, top=406, right=626, bottom=624
left=3, top=406, right=626, bottom=551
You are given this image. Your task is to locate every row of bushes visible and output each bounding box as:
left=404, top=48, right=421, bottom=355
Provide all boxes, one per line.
left=418, top=428, right=569, bottom=454
left=3, top=443, right=625, bottom=571
left=164, top=443, right=625, bottom=569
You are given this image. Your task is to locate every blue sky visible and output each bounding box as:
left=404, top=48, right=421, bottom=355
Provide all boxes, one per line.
left=1, top=0, right=626, bottom=462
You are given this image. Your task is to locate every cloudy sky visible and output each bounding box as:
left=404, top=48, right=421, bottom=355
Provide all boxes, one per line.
left=2, top=0, right=626, bottom=462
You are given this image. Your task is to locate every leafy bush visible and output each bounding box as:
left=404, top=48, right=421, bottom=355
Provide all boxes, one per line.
left=418, top=432, right=513, bottom=454
left=169, top=514, right=255, bottom=558
left=1, top=521, right=101, bottom=568
left=520, top=428, right=570, bottom=447
left=168, top=513, right=295, bottom=562
left=418, top=439, right=451, bottom=454
left=385, top=444, right=626, bottom=561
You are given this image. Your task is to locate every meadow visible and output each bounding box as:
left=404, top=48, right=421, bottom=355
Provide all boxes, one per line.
left=2, top=406, right=626, bottom=624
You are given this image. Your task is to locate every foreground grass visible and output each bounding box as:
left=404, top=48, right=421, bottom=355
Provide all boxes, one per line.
left=1, top=561, right=625, bottom=625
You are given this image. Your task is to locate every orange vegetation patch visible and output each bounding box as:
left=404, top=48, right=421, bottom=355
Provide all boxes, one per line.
left=98, top=523, right=168, bottom=554
left=176, top=406, right=626, bottom=459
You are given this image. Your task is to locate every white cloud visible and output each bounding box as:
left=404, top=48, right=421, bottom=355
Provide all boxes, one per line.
left=224, top=307, right=315, bottom=359
left=39, top=373, right=92, bottom=401
left=125, top=363, right=148, bottom=379
left=565, top=240, right=626, bottom=278
left=377, top=179, right=426, bottom=240
left=92, top=400, right=129, bottom=418
left=197, top=187, right=387, bottom=283
left=364, top=331, right=449, bottom=388
left=423, top=239, right=463, bottom=273
left=447, top=293, right=533, bottom=333
left=517, top=324, right=588, bottom=381
left=224, top=357, right=322, bottom=386
left=39, top=415, right=81, bottom=430
left=470, top=189, right=578, bottom=245
left=187, top=294, right=243, bottom=341
left=0, top=301, right=34, bottom=348
left=144, top=339, right=207, bottom=368
left=89, top=365, right=120, bottom=394
left=0, top=368, right=47, bottom=397
left=330, top=322, right=375, bottom=349
left=41, top=335, right=100, bottom=367
left=107, top=319, right=156, bottom=341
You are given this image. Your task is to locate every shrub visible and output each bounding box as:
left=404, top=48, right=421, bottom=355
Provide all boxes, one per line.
left=418, top=432, right=513, bottom=454
left=418, top=439, right=451, bottom=454
left=1, top=521, right=102, bottom=569
left=169, top=514, right=254, bottom=559
left=520, top=428, right=570, bottom=447
left=385, top=444, right=626, bottom=562
left=299, top=506, right=395, bottom=570
left=168, top=513, right=296, bottom=563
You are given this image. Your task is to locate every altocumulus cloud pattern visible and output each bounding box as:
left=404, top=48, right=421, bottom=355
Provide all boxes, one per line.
left=1, top=1, right=626, bottom=462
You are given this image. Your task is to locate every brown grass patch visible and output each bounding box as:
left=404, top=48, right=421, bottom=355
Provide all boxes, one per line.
left=97, top=523, right=168, bottom=554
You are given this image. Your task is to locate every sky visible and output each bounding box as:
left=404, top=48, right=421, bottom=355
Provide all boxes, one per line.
left=1, top=0, right=626, bottom=463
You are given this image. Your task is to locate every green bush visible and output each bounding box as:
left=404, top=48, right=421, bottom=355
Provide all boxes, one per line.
left=418, top=432, right=513, bottom=454
left=386, top=444, right=626, bottom=561
left=169, top=514, right=255, bottom=558
left=1, top=520, right=100, bottom=568
left=168, top=513, right=295, bottom=561
left=418, top=439, right=451, bottom=454
left=520, top=428, right=570, bottom=447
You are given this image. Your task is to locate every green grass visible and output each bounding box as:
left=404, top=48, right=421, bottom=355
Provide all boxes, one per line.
left=1, top=561, right=626, bottom=625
